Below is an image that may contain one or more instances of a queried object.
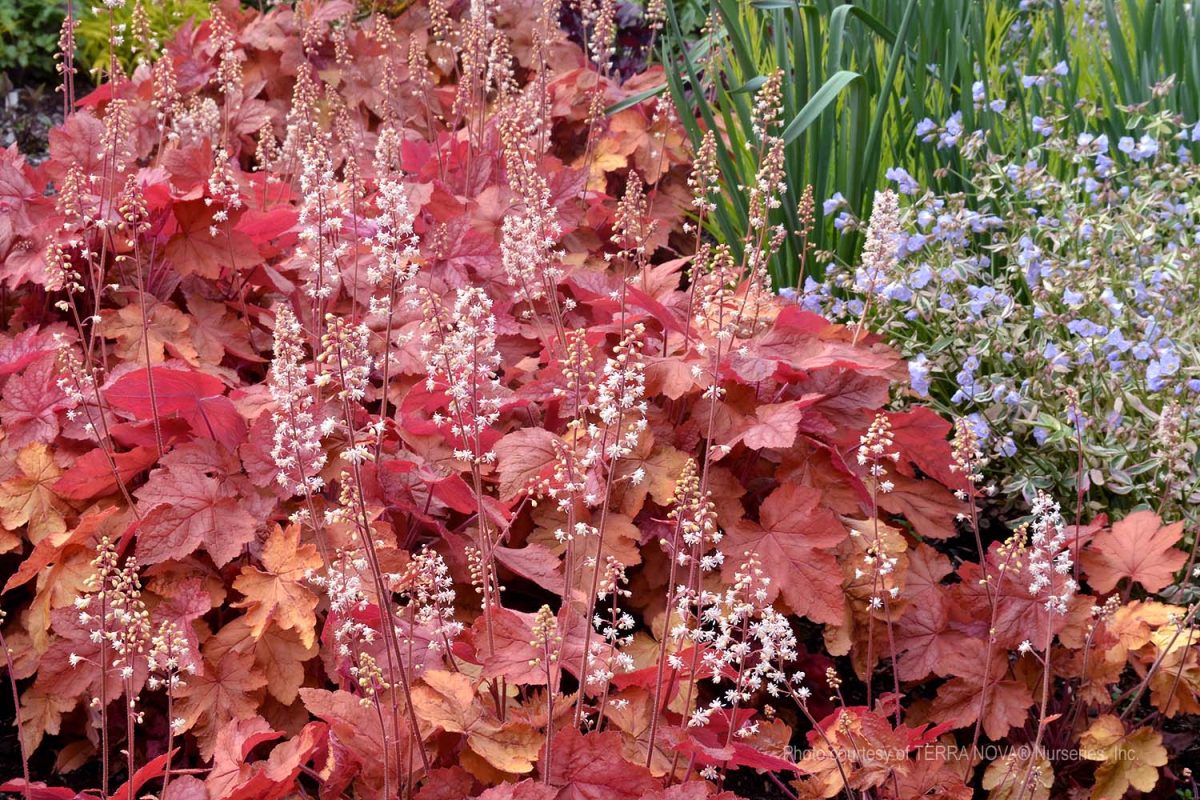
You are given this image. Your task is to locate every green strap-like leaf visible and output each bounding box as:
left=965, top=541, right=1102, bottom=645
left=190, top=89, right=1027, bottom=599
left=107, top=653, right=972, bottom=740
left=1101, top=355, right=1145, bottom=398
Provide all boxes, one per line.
left=781, top=69, right=862, bottom=144
left=605, top=84, right=666, bottom=115
left=749, top=0, right=808, bottom=10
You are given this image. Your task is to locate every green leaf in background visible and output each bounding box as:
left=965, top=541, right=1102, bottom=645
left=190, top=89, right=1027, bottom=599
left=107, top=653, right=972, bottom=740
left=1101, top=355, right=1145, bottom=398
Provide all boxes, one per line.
left=780, top=69, right=861, bottom=144
left=659, top=0, right=1200, bottom=289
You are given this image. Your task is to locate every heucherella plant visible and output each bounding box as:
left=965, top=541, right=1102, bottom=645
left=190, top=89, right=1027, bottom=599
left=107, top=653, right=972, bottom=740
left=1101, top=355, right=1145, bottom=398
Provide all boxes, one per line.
left=800, top=93, right=1200, bottom=528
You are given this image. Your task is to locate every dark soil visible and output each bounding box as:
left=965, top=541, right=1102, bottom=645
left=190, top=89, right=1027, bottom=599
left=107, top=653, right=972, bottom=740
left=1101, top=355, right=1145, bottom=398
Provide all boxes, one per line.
left=0, top=566, right=107, bottom=796
left=0, top=75, right=63, bottom=162
left=0, top=686, right=108, bottom=797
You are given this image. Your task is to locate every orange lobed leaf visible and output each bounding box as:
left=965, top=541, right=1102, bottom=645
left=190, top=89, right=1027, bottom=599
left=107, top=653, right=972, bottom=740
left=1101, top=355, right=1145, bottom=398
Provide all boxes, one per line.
left=1080, top=715, right=1168, bottom=800
left=718, top=484, right=847, bottom=624
left=413, top=670, right=543, bottom=775
left=176, top=645, right=269, bottom=761
left=232, top=523, right=323, bottom=648
left=0, top=442, right=68, bottom=547
left=494, top=428, right=564, bottom=501
left=1081, top=510, right=1188, bottom=594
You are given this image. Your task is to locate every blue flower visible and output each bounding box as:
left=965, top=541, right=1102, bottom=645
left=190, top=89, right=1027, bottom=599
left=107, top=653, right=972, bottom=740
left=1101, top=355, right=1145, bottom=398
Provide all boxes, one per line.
left=939, top=112, right=963, bottom=149
left=966, top=285, right=996, bottom=317
left=1131, top=134, right=1158, bottom=161
left=1147, top=350, right=1176, bottom=381
left=989, top=99, right=1007, bottom=112
left=1067, top=318, right=1103, bottom=337
left=1043, top=342, right=1071, bottom=370
left=952, top=360, right=980, bottom=404
left=1052, top=60, right=1069, bottom=76
left=1105, top=329, right=1131, bottom=353
left=1033, top=426, right=1049, bottom=445
left=899, top=233, right=927, bottom=257
left=1146, top=349, right=1181, bottom=390
left=885, top=166, right=920, bottom=195
left=798, top=277, right=826, bottom=313
left=799, top=293, right=825, bottom=314
left=910, top=263, right=934, bottom=289
left=822, top=192, right=846, bottom=216
left=916, top=117, right=937, bottom=141
left=908, top=353, right=932, bottom=397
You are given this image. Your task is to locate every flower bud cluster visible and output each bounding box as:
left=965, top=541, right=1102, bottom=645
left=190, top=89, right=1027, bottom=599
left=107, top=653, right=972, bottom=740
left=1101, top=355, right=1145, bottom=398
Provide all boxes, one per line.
left=269, top=305, right=330, bottom=495
left=1026, top=492, right=1078, bottom=616
left=423, top=287, right=504, bottom=466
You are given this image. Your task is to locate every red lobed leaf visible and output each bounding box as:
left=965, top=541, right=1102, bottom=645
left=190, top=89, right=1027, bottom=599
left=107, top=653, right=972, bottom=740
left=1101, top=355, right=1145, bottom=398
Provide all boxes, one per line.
left=165, top=200, right=264, bottom=279
left=543, top=729, right=658, bottom=800
left=53, top=446, right=159, bottom=501
left=134, top=465, right=258, bottom=566
left=718, top=484, right=847, bottom=624
left=106, top=366, right=247, bottom=450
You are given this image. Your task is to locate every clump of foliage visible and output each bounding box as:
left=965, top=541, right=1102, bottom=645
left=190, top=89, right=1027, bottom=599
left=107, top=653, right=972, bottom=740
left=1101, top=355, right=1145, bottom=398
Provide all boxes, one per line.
left=0, top=0, right=62, bottom=83
left=662, top=0, right=1200, bottom=289
left=801, top=70, right=1200, bottom=535
left=0, top=1, right=1196, bottom=800
left=662, top=0, right=918, bottom=289
left=74, top=0, right=212, bottom=74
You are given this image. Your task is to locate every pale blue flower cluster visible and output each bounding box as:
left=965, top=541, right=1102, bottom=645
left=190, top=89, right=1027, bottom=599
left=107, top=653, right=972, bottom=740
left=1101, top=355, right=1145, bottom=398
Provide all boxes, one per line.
left=801, top=95, right=1200, bottom=513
